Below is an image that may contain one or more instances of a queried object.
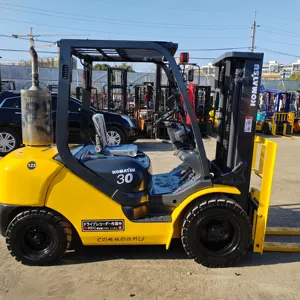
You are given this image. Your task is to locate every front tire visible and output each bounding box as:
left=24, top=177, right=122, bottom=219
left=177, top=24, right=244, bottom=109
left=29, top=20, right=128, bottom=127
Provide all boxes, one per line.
left=6, top=209, right=72, bottom=266
left=181, top=196, right=251, bottom=267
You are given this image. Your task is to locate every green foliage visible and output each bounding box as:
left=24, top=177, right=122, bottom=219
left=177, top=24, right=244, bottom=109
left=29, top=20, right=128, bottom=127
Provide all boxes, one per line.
left=288, top=73, right=300, bottom=81
left=93, top=63, right=135, bottom=72
left=118, top=63, right=135, bottom=72
left=93, top=63, right=111, bottom=71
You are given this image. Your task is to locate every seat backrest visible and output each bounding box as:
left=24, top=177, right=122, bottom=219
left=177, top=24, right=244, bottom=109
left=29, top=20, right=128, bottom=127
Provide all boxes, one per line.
left=92, top=113, right=108, bottom=149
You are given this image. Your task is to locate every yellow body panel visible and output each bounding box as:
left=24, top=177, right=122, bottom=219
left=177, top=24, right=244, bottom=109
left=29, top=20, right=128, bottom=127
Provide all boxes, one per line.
left=45, top=167, right=171, bottom=246
left=45, top=166, right=240, bottom=247
left=170, top=185, right=241, bottom=223
left=0, top=145, right=242, bottom=248
left=0, top=146, right=63, bottom=206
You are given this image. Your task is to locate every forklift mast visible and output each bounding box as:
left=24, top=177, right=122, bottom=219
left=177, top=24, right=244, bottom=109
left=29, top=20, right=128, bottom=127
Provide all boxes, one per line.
left=107, top=67, right=128, bottom=112
left=212, top=52, right=264, bottom=210
left=155, top=64, right=172, bottom=112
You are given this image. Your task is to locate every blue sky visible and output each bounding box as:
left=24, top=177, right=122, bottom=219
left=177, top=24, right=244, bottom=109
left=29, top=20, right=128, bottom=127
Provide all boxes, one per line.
left=1, top=0, right=300, bottom=71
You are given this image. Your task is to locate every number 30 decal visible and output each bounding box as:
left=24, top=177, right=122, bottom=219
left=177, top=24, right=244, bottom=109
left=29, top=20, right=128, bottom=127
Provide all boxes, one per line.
left=117, top=173, right=134, bottom=184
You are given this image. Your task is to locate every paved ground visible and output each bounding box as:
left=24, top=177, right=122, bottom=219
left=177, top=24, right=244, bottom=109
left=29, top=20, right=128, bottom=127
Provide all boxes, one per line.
left=1, top=136, right=300, bottom=300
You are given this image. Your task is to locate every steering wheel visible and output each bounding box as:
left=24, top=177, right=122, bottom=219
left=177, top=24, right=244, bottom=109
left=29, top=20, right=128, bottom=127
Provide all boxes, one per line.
left=154, top=108, right=178, bottom=125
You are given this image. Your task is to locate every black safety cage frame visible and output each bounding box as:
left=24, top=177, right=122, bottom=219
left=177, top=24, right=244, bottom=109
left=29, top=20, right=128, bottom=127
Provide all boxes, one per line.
left=56, top=39, right=211, bottom=200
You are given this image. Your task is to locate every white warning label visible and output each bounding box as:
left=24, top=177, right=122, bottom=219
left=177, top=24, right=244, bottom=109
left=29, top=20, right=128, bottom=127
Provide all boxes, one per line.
left=244, top=116, right=253, bottom=133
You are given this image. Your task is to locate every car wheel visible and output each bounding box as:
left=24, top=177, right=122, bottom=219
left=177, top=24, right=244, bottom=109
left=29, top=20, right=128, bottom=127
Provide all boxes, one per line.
left=0, top=127, right=21, bottom=156
left=6, top=209, right=72, bottom=266
left=106, top=126, right=125, bottom=146
left=181, top=195, right=251, bottom=267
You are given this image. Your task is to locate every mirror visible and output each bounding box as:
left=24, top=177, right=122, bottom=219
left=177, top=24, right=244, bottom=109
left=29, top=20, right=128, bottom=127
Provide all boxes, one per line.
left=188, top=69, right=194, bottom=82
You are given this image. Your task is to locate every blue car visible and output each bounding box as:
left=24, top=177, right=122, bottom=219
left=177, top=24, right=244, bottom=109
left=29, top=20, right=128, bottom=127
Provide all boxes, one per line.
left=0, top=91, right=138, bottom=155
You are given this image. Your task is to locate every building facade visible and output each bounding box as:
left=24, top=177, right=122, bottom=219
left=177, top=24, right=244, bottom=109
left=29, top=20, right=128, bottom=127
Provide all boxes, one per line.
left=200, top=60, right=300, bottom=79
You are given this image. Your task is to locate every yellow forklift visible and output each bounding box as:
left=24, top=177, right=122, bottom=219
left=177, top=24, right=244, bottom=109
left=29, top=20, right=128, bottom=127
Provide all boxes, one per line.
left=0, top=41, right=295, bottom=267
left=256, top=86, right=295, bottom=135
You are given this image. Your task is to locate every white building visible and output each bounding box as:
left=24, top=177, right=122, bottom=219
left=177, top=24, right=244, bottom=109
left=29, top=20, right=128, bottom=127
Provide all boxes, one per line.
left=262, top=60, right=300, bottom=78
left=200, top=63, right=215, bottom=76
left=200, top=60, right=300, bottom=79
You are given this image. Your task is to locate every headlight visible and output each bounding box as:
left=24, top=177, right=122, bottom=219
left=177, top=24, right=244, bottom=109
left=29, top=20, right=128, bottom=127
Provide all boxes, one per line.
left=121, top=115, right=135, bottom=128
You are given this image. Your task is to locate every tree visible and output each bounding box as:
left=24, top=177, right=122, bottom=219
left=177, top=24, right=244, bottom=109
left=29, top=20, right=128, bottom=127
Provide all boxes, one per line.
left=93, top=63, right=111, bottom=71
left=289, top=73, right=300, bottom=81
left=93, top=63, right=135, bottom=72
left=117, top=63, right=135, bottom=72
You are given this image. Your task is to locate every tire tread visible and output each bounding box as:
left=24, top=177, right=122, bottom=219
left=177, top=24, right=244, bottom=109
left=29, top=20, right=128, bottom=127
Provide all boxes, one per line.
left=181, top=195, right=251, bottom=268
left=6, top=208, right=72, bottom=266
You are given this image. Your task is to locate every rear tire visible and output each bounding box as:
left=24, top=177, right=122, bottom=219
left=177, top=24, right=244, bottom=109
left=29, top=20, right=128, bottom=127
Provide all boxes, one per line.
left=0, top=127, right=21, bottom=156
left=6, top=209, right=72, bottom=266
left=181, top=196, right=251, bottom=267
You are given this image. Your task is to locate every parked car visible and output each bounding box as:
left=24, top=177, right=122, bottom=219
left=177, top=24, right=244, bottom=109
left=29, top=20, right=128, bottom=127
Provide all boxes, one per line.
left=0, top=91, right=138, bottom=156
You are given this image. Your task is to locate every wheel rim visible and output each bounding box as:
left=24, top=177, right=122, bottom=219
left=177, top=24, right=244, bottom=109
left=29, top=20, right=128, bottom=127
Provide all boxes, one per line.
left=0, top=132, right=16, bottom=153
left=21, top=225, right=54, bottom=257
left=107, top=130, right=121, bottom=145
left=194, top=212, right=241, bottom=257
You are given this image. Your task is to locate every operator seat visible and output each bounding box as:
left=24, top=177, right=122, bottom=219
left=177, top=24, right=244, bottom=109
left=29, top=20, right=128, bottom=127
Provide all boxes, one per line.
left=92, top=113, right=138, bottom=157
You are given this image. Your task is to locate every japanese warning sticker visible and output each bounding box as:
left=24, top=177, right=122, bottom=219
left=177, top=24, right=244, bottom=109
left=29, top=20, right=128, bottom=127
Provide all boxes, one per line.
left=82, top=220, right=124, bottom=232
left=244, top=116, right=253, bottom=133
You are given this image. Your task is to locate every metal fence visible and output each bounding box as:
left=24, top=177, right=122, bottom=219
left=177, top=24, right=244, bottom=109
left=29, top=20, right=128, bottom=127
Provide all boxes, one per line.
left=3, top=65, right=297, bottom=92
left=1, top=65, right=215, bottom=92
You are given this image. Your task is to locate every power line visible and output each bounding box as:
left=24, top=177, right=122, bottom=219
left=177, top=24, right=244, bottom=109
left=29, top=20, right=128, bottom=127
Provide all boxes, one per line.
left=0, top=48, right=57, bottom=54
left=257, top=47, right=300, bottom=59
left=256, top=38, right=300, bottom=47
left=0, top=2, right=248, bottom=30
left=259, top=29, right=300, bottom=39
left=257, top=11, right=300, bottom=24
left=0, top=17, right=250, bottom=40
left=179, top=47, right=250, bottom=51
left=95, top=0, right=241, bottom=13
left=262, top=26, right=300, bottom=36
left=0, top=34, right=55, bottom=44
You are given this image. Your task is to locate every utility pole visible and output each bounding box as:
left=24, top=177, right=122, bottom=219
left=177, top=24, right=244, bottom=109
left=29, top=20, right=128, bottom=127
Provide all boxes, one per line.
left=250, top=11, right=260, bottom=52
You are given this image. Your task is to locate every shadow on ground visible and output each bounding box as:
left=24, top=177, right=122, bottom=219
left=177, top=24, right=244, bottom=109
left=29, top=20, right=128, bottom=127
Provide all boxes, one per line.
left=60, top=239, right=300, bottom=268
left=268, top=203, right=300, bottom=227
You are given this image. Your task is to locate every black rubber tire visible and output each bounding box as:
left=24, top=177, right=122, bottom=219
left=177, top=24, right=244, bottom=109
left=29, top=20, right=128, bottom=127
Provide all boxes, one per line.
left=262, top=121, right=272, bottom=135
left=181, top=195, right=251, bottom=268
left=0, top=126, right=21, bottom=156
left=106, top=126, right=126, bottom=145
left=6, top=209, right=72, bottom=266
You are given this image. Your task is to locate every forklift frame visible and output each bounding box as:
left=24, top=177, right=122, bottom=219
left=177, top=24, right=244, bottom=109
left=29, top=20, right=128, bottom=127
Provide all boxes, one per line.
left=57, top=40, right=211, bottom=200
left=3, top=38, right=298, bottom=266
